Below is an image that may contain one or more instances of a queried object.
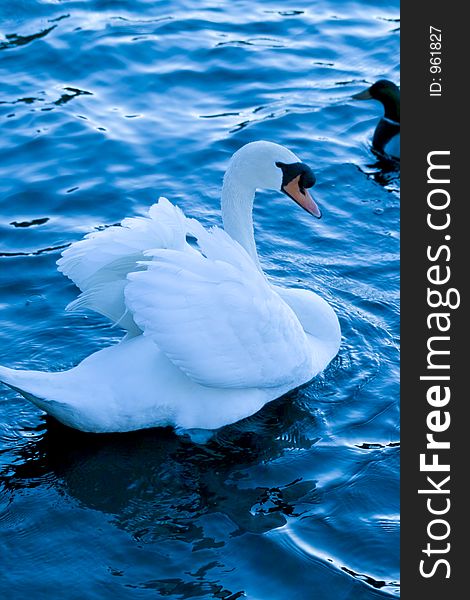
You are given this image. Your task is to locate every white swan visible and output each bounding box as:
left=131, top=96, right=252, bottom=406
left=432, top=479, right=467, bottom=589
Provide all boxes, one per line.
left=0, top=141, right=341, bottom=434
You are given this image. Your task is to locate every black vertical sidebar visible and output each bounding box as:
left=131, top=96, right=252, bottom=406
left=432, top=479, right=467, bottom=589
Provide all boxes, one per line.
left=401, top=2, right=465, bottom=598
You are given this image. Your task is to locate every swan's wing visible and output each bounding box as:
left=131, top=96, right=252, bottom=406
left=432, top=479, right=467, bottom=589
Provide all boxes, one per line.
left=125, top=226, right=311, bottom=389
left=57, top=198, right=190, bottom=334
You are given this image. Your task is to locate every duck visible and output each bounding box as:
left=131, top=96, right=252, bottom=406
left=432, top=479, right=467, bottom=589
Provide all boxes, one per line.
left=353, top=79, right=400, bottom=160
left=0, top=141, right=341, bottom=436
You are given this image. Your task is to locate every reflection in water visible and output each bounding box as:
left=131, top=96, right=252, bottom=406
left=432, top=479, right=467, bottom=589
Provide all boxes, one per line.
left=0, top=25, right=57, bottom=51
left=53, top=87, right=93, bottom=107
left=1, top=397, right=326, bottom=598
left=1, top=378, right=398, bottom=596
left=3, top=394, right=319, bottom=541
left=366, top=155, right=400, bottom=189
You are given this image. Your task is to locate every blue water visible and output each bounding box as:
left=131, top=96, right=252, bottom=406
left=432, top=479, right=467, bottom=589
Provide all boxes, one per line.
left=0, top=1, right=399, bottom=598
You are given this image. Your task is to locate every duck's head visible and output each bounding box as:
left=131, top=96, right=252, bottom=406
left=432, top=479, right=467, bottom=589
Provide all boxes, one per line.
left=224, top=140, right=321, bottom=218
left=353, top=79, right=400, bottom=122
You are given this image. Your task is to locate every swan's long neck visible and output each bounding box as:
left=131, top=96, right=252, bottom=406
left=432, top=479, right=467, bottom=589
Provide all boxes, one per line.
left=221, top=164, right=261, bottom=269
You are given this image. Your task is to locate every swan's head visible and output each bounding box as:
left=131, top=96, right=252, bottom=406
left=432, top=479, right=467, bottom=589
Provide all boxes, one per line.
left=225, top=140, right=321, bottom=218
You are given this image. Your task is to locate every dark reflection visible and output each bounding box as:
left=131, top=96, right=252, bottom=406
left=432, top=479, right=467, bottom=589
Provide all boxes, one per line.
left=230, top=109, right=286, bottom=134
left=53, top=87, right=93, bottom=106
left=216, top=38, right=284, bottom=48
left=10, top=217, right=49, bottom=228
left=335, top=78, right=368, bottom=86
left=341, top=566, right=399, bottom=591
left=0, top=96, right=42, bottom=106
left=1, top=394, right=320, bottom=544
left=0, top=243, right=69, bottom=258
left=48, top=14, right=70, bottom=24
left=0, top=87, right=93, bottom=112
left=356, top=441, right=400, bottom=450
left=360, top=153, right=400, bottom=189
left=0, top=26, right=57, bottom=51
left=126, top=573, right=246, bottom=599
left=277, top=10, right=304, bottom=16
left=200, top=112, right=240, bottom=119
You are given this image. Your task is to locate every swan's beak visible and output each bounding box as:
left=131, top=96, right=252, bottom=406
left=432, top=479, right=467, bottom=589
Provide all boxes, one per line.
left=283, top=176, right=322, bottom=219
left=352, top=87, right=373, bottom=100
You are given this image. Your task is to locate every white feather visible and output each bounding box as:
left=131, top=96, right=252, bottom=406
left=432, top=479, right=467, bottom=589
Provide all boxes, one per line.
left=125, top=226, right=312, bottom=389
left=57, top=198, right=190, bottom=331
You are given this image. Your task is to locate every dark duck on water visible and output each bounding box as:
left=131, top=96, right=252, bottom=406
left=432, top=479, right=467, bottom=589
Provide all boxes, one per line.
left=353, top=79, right=400, bottom=161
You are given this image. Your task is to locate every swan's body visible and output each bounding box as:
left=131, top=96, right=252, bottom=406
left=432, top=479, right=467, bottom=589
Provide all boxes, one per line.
left=353, top=80, right=400, bottom=161
left=0, top=141, right=341, bottom=434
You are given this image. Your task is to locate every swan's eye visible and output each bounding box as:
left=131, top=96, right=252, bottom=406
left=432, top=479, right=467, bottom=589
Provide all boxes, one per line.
left=300, top=169, right=316, bottom=190
left=275, top=161, right=316, bottom=191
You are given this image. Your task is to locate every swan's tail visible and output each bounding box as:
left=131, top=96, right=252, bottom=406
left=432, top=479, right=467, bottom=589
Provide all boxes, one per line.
left=1, top=364, right=98, bottom=432
left=1, top=364, right=47, bottom=394
left=0, top=364, right=68, bottom=416
left=0, top=365, right=18, bottom=385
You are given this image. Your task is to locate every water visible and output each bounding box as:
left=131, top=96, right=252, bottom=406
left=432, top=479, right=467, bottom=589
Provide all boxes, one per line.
left=0, top=1, right=399, bottom=598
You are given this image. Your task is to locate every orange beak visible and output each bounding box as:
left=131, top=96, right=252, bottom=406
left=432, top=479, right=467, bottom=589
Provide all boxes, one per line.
left=283, top=175, right=322, bottom=218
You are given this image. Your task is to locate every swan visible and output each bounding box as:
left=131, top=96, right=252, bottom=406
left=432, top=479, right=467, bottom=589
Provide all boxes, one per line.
left=353, top=79, right=400, bottom=161
left=0, top=141, right=341, bottom=435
